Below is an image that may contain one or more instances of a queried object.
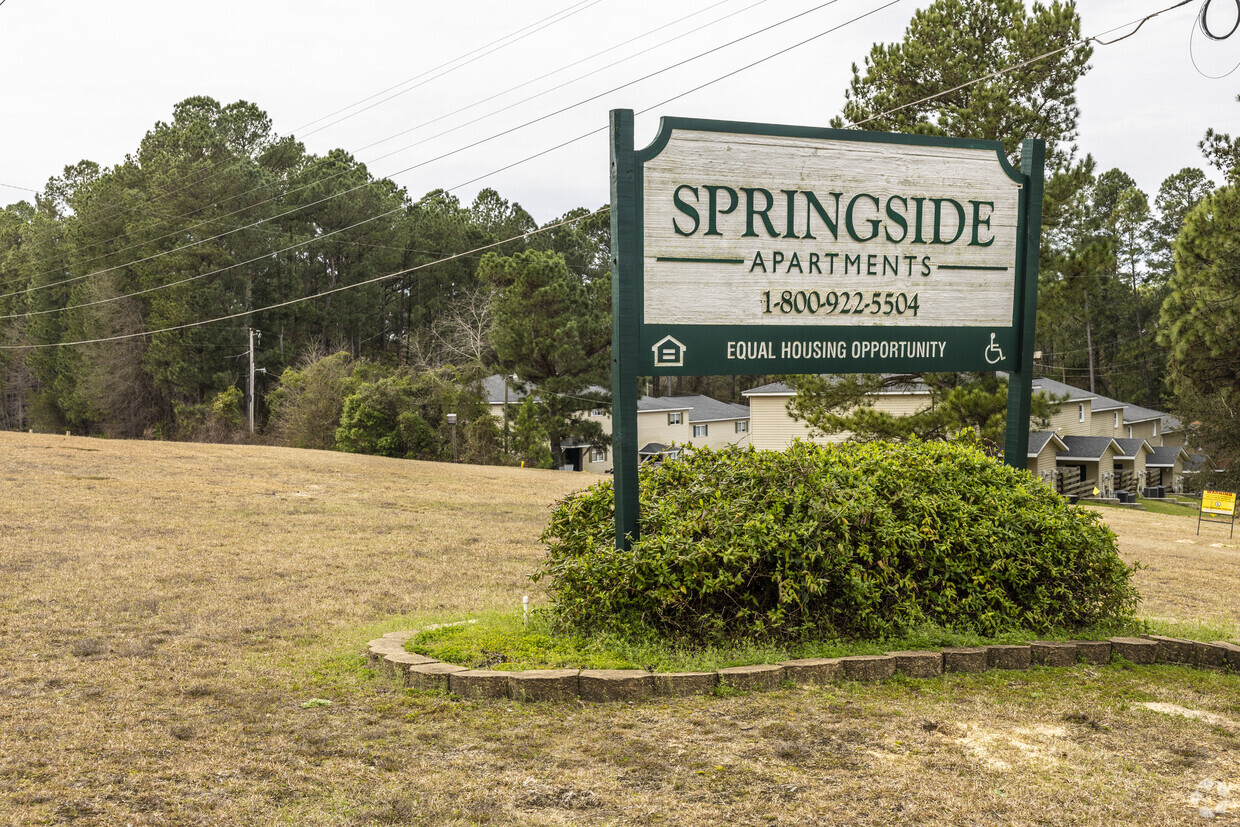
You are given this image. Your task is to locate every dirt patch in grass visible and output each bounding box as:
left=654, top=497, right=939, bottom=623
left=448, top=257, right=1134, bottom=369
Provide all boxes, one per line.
left=1, top=431, right=1238, bottom=825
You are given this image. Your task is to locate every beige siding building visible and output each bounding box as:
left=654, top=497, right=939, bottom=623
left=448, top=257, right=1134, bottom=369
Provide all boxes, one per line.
left=1056, top=436, right=1123, bottom=497
left=741, top=380, right=932, bottom=449
left=482, top=376, right=750, bottom=472
left=1112, top=438, right=1154, bottom=493
left=654, top=395, right=751, bottom=450
left=1028, top=431, right=1069, bottom=484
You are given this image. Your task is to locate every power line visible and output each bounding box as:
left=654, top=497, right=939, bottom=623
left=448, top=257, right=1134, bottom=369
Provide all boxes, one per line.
left=0, top=0, right=892, bottom=339
left=1, top=182, right=39, bottom=195
left=0, top=0, right=853, bottom=303
left=0, top=208, right=609, bottom=350
left=848, top=0, right=1197, bottom=129
left=2, top=0, right=769, bottom=291
left=28, top=0, right=608, bottom=255
left=292, top=0, right=606, bottom=138
left=2, top=0, right=1200, bottom=347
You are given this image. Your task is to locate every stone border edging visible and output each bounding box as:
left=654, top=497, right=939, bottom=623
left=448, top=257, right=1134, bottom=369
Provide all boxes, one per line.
left=367, top=628, right=1240, bottom=703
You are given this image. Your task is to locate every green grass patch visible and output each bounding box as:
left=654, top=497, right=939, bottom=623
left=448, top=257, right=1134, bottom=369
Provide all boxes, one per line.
left=1134, top=497, right=1200, bottom=517
left=406, top=610, right=1152, bottom=672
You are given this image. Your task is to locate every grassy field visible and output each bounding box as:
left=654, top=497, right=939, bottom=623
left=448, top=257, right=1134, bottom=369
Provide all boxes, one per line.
left=1, top=431, right=1238, bottom=826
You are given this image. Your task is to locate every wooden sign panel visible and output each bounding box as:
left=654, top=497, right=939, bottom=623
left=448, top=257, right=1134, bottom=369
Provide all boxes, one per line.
left=634, top=120, right=1030, bottom=375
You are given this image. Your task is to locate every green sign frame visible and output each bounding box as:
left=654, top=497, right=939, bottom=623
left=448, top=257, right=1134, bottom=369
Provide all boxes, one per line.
left=610, top=110, right=1044, bottom=549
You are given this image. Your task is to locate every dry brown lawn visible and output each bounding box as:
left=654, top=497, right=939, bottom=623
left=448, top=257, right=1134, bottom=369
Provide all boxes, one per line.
left=1, top=431, right=1238, bottom=826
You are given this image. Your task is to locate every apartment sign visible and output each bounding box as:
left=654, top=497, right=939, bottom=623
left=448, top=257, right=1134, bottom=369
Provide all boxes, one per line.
left=609, top=111, right=1045, bottom=547
left=628, top=117, right=1037, bottom=375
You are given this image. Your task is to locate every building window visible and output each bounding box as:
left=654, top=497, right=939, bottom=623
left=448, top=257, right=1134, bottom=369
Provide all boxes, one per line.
left=1113, top=411, right=1119, bottom=428
left=668, top=412, right=682, bottom=426
left=693, top=424, right=708, bottom=438
left=590, top=408, right=604, bottom=417
left=1128, top=426, right=1133, bottom=438
left=589, top=447, right=607, bottom=463
left=1078, top=403, right=1084, bottom=422
left=736, top=420, right=748, bottom=433
left=1154, top=420, right=1159, bottom=436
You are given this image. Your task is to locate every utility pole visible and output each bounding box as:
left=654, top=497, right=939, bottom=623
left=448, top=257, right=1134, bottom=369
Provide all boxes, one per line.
left=248, top=328, right=264, bottom=435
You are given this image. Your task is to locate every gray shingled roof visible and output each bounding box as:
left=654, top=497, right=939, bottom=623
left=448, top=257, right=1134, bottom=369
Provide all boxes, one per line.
left=1087, top=392, right=1126, bottom=413
left=1112, top=438, right=1154, bottom=459
left=743, top=375, right=930, bottom=396
left=636, top=396, right=693, bottom=413
left=1184, top=453, right=1212, bottom=472
left=1027, top=430, right=1066, bottom=457
left=1057, top=435, right=1121, bottom=461
left=1028, top=376, right=1099, bottom=403
left=743, top=381, right=795, bottom=395
left=481, top=374, right=529, bottom=405
left=656, top=395, right=749, bottom=423
left=1120, top=401, right=1165, bottom=424
left=1148, top=445, right=1190, bottom=468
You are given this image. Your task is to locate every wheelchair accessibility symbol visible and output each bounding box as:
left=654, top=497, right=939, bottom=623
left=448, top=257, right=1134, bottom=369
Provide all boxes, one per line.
left=984, top=332, right=1004, bottom=365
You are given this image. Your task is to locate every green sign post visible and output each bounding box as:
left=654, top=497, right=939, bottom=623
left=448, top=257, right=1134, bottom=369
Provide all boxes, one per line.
left=610, top=110, right=1043, bottom=550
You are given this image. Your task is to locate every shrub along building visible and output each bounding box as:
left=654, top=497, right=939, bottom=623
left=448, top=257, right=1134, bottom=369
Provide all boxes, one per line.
left=482, top=376, right=749, bottom=472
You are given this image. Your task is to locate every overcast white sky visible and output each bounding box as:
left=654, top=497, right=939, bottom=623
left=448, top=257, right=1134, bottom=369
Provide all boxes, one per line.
left=0, top=0, right=1236, bottom=223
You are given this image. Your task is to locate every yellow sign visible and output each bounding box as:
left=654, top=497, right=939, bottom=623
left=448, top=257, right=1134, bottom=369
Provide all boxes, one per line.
left=1202, top=489, right=1237, bottom=517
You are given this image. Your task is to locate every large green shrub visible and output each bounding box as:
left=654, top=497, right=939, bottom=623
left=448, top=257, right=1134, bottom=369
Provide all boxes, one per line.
left=536, top=440, right=1140, bottom=643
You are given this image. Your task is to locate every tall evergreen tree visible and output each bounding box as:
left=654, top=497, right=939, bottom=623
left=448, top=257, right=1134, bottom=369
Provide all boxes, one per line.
left=478, top=248, right=609, bottom=467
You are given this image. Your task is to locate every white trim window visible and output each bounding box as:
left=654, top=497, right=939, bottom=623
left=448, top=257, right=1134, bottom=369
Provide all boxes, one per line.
left=668, top=412, right=682, bottom=426
left=735, top=420, right=748, bottom=433
left=1113, top=411, right=1119, bottom=428
left=693, top=424, right=708, bottom=438
left=1078, top=403, right=1084, bottom=422
left=589, top=446, right=607, bottom=463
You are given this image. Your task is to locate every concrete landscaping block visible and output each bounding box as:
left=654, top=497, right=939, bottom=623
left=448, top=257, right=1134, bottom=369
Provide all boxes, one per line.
left=370, top=624, right=1237, bottom=704
left=407, top=662, right=467, bottom=692
left=652, top=672, right=717, bottom=697
left=449, top=669, right=511, bottom=700
left=839, top=655, right=896, bottom=682
left=366, top=633, right=439, bottom=679
left=717, top=664, right=785, bottom=692
left=887, top=650, right=943, bottom=678
left=1030, top=641, right=1077, bottom=668
left=942, top=648, right=987, bottom=674
left=578, top=670, right=654, bottom=703
left=1069, top=640, right=1112, bottom=665
left=1194, top=642, right=1228, bottom=670
left=1109, top=637, right=1158, bottom=664
left=1143, top=635, right=1198, bottom=665
left=1211, top=642, right=1240, bottom=671
left=985, top=645, right=1031, bottom=670
left=780, top=658, right=842, bottom=686
left=508, top=670, right=580, bottom=703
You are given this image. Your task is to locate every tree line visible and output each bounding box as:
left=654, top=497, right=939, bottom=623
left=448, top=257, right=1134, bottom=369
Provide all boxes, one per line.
left=3, top=1, right=1238, bottom=485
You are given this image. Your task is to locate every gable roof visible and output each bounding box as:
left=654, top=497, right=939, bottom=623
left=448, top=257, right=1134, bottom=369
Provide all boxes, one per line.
left=636, top=396, right=693, bottom=413
left=1029, top=376, right=1097, bottom=403
left=1086, top=391, right=1126, bottom=413
left=1147, top=445, right=1192, bottom=468
left=481, top=374, right=530, bottom=406
left=1184, top=453, right=1213, bottom=473
left=1119, top=401, right=1165, bottom=425
left=743, top=381, right=795, bottom=396
left=1057, top=435, right=1122, bottom=461
left=656, top=395, right=750, bottom=423
left=1112, top=438, right=1154, bottom=459
left=742, top=375, right=930, bottom=397
left=1028, top=430, right=1068, bottom=457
